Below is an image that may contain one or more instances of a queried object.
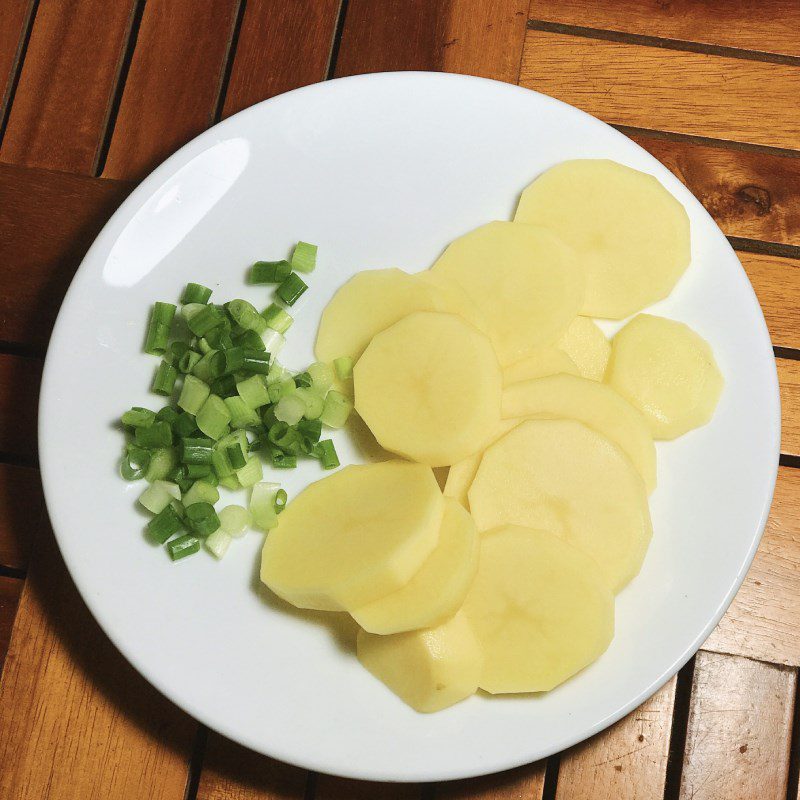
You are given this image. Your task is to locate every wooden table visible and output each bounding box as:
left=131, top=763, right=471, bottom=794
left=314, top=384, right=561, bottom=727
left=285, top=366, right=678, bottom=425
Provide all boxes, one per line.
left=0, top=2, right=798, bottom=798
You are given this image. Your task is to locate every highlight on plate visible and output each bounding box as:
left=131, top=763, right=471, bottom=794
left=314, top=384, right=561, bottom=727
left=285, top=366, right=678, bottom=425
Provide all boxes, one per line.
left=117, top=159, right=723, bottom=713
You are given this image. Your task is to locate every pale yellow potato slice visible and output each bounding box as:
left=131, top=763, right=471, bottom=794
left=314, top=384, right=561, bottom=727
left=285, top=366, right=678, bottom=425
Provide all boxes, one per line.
left=261, top=461, right=443, bottom=611
left=357, top=611, right=483, bottom=713
left=354, top=311, right=503, bottom=466
left=606, top=314, right=723, bottom=440
left=558, top=317, right=610, bottom=381
left=515, top=160, right=690, bottom=319
left=501, top=373, right=656, bottom=493
left=351, top=498, right=478, bottom=635
left=416, top=270, right=488, bottom=333
left=468, top=419, right=652, bottom=592
left=502, top=347, right=579, bottom=386
left=462, top=526, right=614, bottom=694
left=432, top=221, right=584, bottom=365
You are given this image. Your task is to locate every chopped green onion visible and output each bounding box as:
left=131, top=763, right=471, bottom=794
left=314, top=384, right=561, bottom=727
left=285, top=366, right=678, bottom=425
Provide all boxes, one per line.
left=294, top=371, right=312, bottom=388
left=182, top=282, right=213, bottom=304
left=219, top=505, right=251, bottom=537
left=178, top=374, right=210, bottom=414
left=261, top=303, right=293, bottom=334
left=274, top=488, right=288, bottom=513
left=236, top=455, right=263, bottom=487
left=296, top=387, right=324, bottom=420
left=186, top=463, right=212, bottom=479
left=308, top=362, right=334, bottom=392
left=296, top=418, right=322, bottom=445
left=276, top=272, right=308, bottom=306
left=320, top=390, right=353, bottom=429
left=144, top=447, right=177, bottom=482
left=173, top=412, right=197, bottom=437
left=144, top=302, right=176, bottom=355
left=180, top=437, right=215, bottom=465
left=152, top=361, right=178, bottom=395
left=233, top=329, right=266, bottom=351
left=183, top=479, right=220, bottom=507
left=121, top=445, right=150, bottom=480
left=224, top=396, right=260, bottom=428
left=205, top=327, right=235, bottom=351
left=192, top=350, right=219, bottom=382
left=266, top=361, right=290, bottom=385
left=197, top=338, right=214, bottom=355
left=168, top=340, right=191, bottom=365
left=333, top=356, right=353, bottom=381
left=315, top=439, right=340, bottom=470
left=268, top=377, right=296, bottom=404
left=219, top=475, right=239, bottom=490
left=187, top=304, right=224, bottom=337
left=262, top=329, right=286, bottom=357
left=251, top=260, right=292, bottom=284
left=211, top=448, right=234, bottom=479
left=196, top=394, right=231, bottom=440
left=271, top=449, right=297, bottom=469
left=211, top=374, right=239, bottom=398
left=236, top=374, right=270, bottom=410
left=185, top=502, right=220, bottom=536
left=291, top=241, right=317, bottom=273
left=139, top=480, right=181, bottom=514
left=147, top=505, right=183, bottom=544
left=135, top=420, right=172, bottom=448
left=217, top=429, right=249, bottom=453
left=181, top=303, right=207, bottom=322
left=267, top=422, right=302, bottom=454
left=250, top=482, right=280, bottom=530
left=204, top=529, right=232, bottom=559
left=226, top=444, right=247, bottom=470
left=178, top=349, right=202, bottom=374
left=167, top=534, right=200, bottom=560
left=241, top=350, right=271, bottom=374
left=122, top=407, right=156, bottom=428
left=156, top=406, right=180, bottom=426
left=274, top=394, right=306, bottom=426
left=226, top=299, right=268, bottom=335
left=260, top=405, right=277, bottom=429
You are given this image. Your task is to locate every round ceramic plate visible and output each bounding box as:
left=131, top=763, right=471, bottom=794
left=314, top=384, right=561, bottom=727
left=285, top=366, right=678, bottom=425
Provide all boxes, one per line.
left=39, top=72, right=780, bottom=783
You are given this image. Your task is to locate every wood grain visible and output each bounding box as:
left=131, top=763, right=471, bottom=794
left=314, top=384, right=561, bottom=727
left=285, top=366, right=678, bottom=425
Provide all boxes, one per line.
left=530, top=0, right=800, bottom=58
left=0, top=0, right=137, bottom=174
left=0, top=354, right=41, bottom=461
left=555, top=677, right=676, bottom=800
left=678, top=651, right=795, bottom=800
left=0, top=575, right=23, bottom=675
left=779, top=358, right=800, bottom=457
left=706, top=467, right=800, bottom=665
left=0, top=525, right=195, bottom=799
left=0, top=463, right=41, bottom=570
left=0, top=163, right=132, bottom=349
left=102, top=0, right=240, bottom=182
left=314, top=776, right=421, bottom=799
left=195, top=732, right=307, bottom=800
left=221, top=0, right=340, bottom=119
left=630, top=133, right=800, bottom=249
left=520, top=30, right=800, bottom=150
left=436, top=761, right=546, bottom=799
left=0, top=0, right=34, bottom=122
left=336, top=0, right=529, bottom=83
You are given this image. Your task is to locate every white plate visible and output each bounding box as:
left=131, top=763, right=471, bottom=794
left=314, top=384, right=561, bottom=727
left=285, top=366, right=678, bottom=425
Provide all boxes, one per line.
left=39, top=72, right=780, bottom=783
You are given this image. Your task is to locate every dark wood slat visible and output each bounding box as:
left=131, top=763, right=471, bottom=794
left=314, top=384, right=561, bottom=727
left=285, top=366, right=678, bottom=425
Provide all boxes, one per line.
left=0, top=524, right=195, bottom=799
left=0, top=575, right=23, bottom=676
left=220, top=0, right=341, bottom=119
left=0, top=463, right=41, bottom=571
left=0, top=163, right=133, bottom=349
left=0, top=354, right=41, bottom=461
left=102, top=0, right=240, bottom=182
left=195, top=732, right=307, bottom=800
left=530, top=0, right=800, bottom=59
left=0, top=0, right=137, bottom=174
left=0, top=0, right=34, bottom=124
left=437, top=761, right=545, bottom=799
left=335, top=0, right=529, bottom=83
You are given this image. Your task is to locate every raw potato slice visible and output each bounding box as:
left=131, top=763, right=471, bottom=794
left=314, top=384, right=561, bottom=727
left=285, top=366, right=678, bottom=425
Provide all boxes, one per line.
left=416, top=270, right=488, bottom=333
left=351, top=499, right=479, bottom=635
left=558, top=317, right=611, bottom=381
left=515, top=160, right=690, bottom=319
left=444, top=418, right=520, bottom=509
left=261, top=461, right=443, bottom=610
left=432, top=221, right=584, bottom=364
left=462, top=526, right=614, bottom=694
left=501, top=373, right=656, bottom=493
left=469, top=419, right=652, bottom=592
left=503, top=347, right=579, bottom=386
left=354, top=311, right=502, bottom=466
left=357, top=611, right=483, bottom=712
left=606, top=314, right=724, bottom=440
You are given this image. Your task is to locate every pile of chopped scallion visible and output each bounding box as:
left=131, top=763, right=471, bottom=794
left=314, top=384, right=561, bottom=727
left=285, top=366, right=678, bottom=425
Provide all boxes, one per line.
left=119, top=242, right=353, bottom=562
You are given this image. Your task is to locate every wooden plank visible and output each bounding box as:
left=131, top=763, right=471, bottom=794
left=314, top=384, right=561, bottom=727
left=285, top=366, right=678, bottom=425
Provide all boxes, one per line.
left=519, top=31, right=800, bottom=151
left=335, top=0, right=529, bottom=83
left=554, top=677, right=676, bottom=800
left=0, top=0, right=34, bottom=122
left=0, top=525, right=195, bottom=799
left=0, top=575, right=23, bottom=675
left=779, top=357, right=800, bottom=457
left=0, top=463, right=41, bottom=570
left=0, top=0, right=136, bottom=174
left=102, top=0, right=240, bottom=182
left=314, top=776, right=421, bottom=800
left=629, top=134, right=800, bottom=249
left=0, top=354, right=41, bottom=461
left=530, top=0, right=800, bottom=58
left=221, top=0, right=340, bottom=119
left=0, top=163, right=132, bottom=349
left=678, top=651, right=795, bottom=800
left=437, top=761, right=546, bottom=799
left=195, top=732, right=307, bottom=800
left=706, top=466, right=800, bottom=665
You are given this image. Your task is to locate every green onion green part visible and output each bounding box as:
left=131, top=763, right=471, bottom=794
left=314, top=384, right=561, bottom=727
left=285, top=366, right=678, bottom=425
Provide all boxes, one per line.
left=178, top=374, right=210, bottom=415
left=291, top=241, right=317, bottom=274
left=181, top=282, right=213, bottom=304
left=134, top=420, right=173, bottom=449
left=315, top=439, right=340, bottom=470
left=152, top=361, right=178, bottom=395
left=276, top=272, right=308, bottom=306
left=333, top=356, right=353, bottom=381
left=144, top=447, right=177, bottom=482
left=147, top=505, right=183, bottom=544
left=122, top=407, right=156, bottom=428
left=251, top=260, right=291, bottom=284
left=261, top=303, right=293, bottom=334
left=183, top=479, right=220, bottom=507
left=144, top=302, right=176, bottom=356
left=185, top=502, right=220, bottom=536
left=226, top=299, right=268, bottom=335
left=167, top=534, right=200, bottom=561
left=196, top=394, right=231, bottom=440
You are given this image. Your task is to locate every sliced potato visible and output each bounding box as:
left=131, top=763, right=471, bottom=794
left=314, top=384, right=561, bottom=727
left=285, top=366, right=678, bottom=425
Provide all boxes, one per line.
left=515, top=160, right=690, bottom=319
left=357, top=611, right=483, bottom=712
left=462, top=526, right=614, bottom=694
left=431, top=221, right=584, bottom=364
left=261, top=461, right=443, bottom=610
left=606, top=314, right=723, bottom=439
left=416, top=270, right=488, bottom=333
left=558, top=317, right=610, bottom=381
left=354, top=311, right=502, bottom=466
left=501, top=373, right=656, bottom=493
left=503, top=347, right=579, bottom=386
left=468, top=419, right=652, bottom=592
left=351, top=498, right=478, bottom=635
